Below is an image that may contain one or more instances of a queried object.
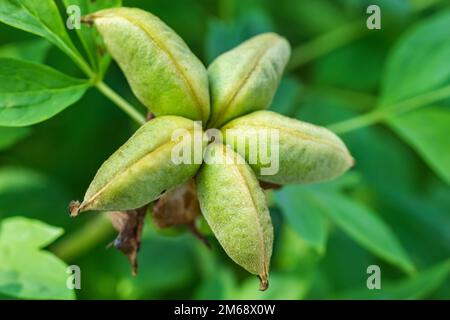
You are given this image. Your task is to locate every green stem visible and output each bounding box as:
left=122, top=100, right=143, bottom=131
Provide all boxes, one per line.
left=329, top=84, right=450, bottom=134
left=287, top=20, right=367, bottom=71
left=50, top=214, right=115, bottom=262
left=327, top=109, right=385, bottom=134
left=95, top=81, right=146, bottom=125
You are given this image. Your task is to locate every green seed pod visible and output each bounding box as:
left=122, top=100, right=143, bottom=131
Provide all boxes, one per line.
left=85, top=7, right=210, bottom=122
left=196, top=143, right=273, bottom=290
left=207, top=33, right=291, bottom=128
left=72, top=116, right=204, bottom=214
left=221, top=111, right=354, bottom=185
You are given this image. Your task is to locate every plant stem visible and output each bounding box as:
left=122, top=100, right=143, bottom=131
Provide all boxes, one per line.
left=287, top=20, right=367, bottom=71
left=327, top=109, right=385, bottom=134
left=95, top=81, right=146, bottom=125
left=50, top=214, right=115, bottom=262
left=328, top=84, right=450, bottom=134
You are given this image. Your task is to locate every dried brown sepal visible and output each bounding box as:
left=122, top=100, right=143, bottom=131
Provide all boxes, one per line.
left=259, top=181, right=282, bottom=190
left=80, top=15, right=94, bottom=27
left=108, top=206, right=147, bottom=276
left=152, top=180, right=200, bottom=228
left=152, top=180, right=209, bottom=247
left=146, top=112, right=154, bottom=121
left=187, top=222, right=211, bottom=248
left=69, top=201, right=81, bottom=217
left=258, top=274, right=269, bottom=291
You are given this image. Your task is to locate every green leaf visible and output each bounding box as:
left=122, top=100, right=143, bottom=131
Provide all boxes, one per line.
left=338, top=260, right=450, bottom=299
left=381, top=10, right=450, bottom=106
left=269, top=76, right=302, bottom=116
left=314, top=36, right=388, bottom=92
left=0, top=217, right=75, bottom=300
left=0, top=39, right=51, bottom=63
left=205, top=9, right=274, bottom=63
left=194, top=267, right=236, bottom=300
left=0, top=0, right=82, bottom=65
left=0, top=58, right=89, bottom=126
left=63, top=0, right=121, bottom=74
left=275, top=185, right=328, bottom=254
left=0, top=217, right=63, bottom=248
left=318, top=190, right=415, bottom=274
left=388, top=107, right=450, bottom=184
left=0, top=127, right=30, bottom=150
left=0, top=167, right=70, bottom=226
left=379, top=11, right=450, bottom=183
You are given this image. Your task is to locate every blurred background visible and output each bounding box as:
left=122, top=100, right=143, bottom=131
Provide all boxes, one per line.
left=0, top=0, right=449, bottom=299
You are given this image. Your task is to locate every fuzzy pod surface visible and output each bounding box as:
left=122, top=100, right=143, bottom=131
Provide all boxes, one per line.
left=221, top=111, right=354, bottom=185
left=207, top=33, right=291, bottom=128
left=73, top=116, right=203, bottom=213
left=196, top=143, right=273, bottom=290
left=86, top=7, right=210, bottom=122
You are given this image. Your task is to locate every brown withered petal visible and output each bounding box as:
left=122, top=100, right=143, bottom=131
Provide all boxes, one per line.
left=152, top=180, right=200, bottom=228
left=152, top=180, right=210, bottom=247
left=108, top=206, right=147, bottom=276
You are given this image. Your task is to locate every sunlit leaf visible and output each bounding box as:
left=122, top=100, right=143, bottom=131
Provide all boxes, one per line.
left=0, top=58, right=89, bottom=126
left=381, top=10, right=450, bottom=106
left=388, top=107, right=450, bottom=184
left=0, top=0, right=81, bottom=63
left=0, top=217, right=75, bottom=300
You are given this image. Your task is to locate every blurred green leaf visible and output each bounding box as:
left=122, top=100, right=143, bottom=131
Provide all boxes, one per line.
left=297, top=93, right=421, bottom=193
left=0, top=0, right=81, bottom=64
left=381, top=10, right=450, bottom=106
left=0, top=217, right=74, bottom=299
left=194, top=267, right=236, bottom=300
left=205, top=9, right=274, bottom=63
left=0, top=39, right=51, bottom=63
left=306, top=187, right=415, bottom=274
left=63, top=0, right=121, bottom=75
left=274, top=0, right=347, bottom=38
left=0, top=167, right=69, bottom=226
left=374, top=189, right=450, bottom=267
left=275, top=185, right=328, bottom=253
left=338, top=260, right=450, bottom=299
left=314, top=36, right=389, bottom=92
left=270, top=77, right=302, bottom=116
left=0, top=58, right=89, bottom=126
left=232, top=273, right=310, bottom=300
left=0, top=127, right=30, bottom=150
left=0, top=216, right=63, bottom=248
left=388, top=107, right=450, bottom=184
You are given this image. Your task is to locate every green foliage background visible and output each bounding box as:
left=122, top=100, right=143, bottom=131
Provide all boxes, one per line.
left=0, top=0, right=449, bottom=299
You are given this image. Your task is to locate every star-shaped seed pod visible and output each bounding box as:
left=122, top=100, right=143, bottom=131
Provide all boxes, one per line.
left=71, top=7, right=353, bottom=291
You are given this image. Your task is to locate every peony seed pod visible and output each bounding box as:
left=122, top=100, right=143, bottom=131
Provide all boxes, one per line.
left=221, top=111, right=354, bottom=185
left=207, top=33, right=291, bottom=128
left=85, top=7, right=210, bottom=122
left=71, top=116, right=204, bottom=214
left=196, top=143, right=273, bottom=290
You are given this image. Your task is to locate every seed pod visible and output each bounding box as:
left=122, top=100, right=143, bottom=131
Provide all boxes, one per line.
left=71, top=116, right=203, bottom=214
left=85, top=8, right=210, bottom=122
left=207, top=33, right=291, bottom=128
left=221, top=111, right=354, bottom=185
left=196, top=143, right=273, bottom=290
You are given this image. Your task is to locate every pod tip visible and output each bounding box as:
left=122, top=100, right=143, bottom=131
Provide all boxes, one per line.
left=69, top=201, right=81, bottom=217
left=258, top=274, right=269, bottom=291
